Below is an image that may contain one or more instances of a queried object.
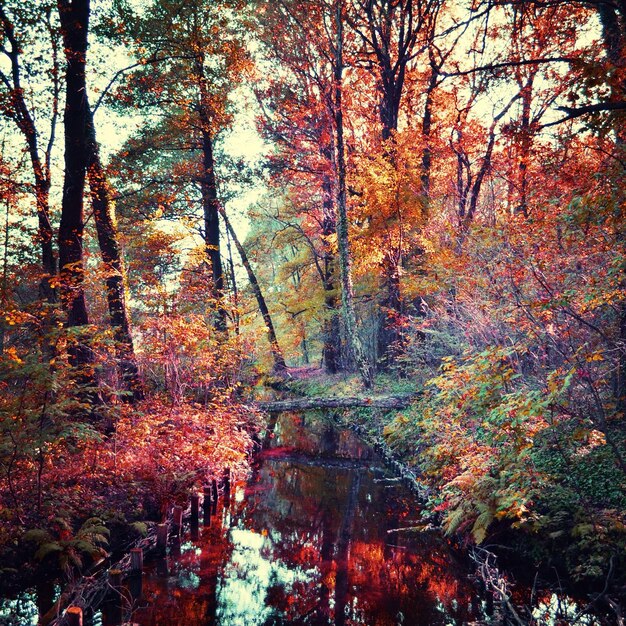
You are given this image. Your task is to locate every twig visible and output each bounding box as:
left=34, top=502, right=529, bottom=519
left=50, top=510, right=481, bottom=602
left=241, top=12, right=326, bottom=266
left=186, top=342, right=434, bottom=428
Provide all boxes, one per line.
left=570, top=555, right=615, bottom=624
left=470, top=547, right=527, bottom=626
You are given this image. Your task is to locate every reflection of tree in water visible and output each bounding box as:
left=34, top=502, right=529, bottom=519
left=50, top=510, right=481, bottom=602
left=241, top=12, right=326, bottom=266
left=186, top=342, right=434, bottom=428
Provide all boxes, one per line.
left=335, top=470, right=361, bottom=626
left=128, top=412, right=487, bottom=625
left=239, top=413, right=482, bottom=625
left=130, top=512, right=235, bottom=626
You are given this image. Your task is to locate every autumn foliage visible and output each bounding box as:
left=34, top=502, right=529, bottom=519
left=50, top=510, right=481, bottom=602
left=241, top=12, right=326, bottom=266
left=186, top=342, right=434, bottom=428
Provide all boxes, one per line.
left=0, top=0, right=624, bottom=607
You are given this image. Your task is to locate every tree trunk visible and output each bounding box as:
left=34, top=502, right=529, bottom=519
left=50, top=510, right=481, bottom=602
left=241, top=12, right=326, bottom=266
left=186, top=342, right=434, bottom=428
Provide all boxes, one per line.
left=194, top=54, right=227, bottom=332
left=85, top=100, right=143, bottom=400
left=595, top=1, right=626, bottom=417
left=515, top=74, right=534, bottom=218
left=333, top=0, right=374, bottom=389
left=218, top=207, right=287, bottom=372
left=57, top=0, right=94, bottom=373
left=225, top=225, right=240, bottom=335
left=421, top=50, right=439, bottom=199
left=200, top=127, right=227, bottom=332
left=0, top=7, right=58, bottom=302
left=321, top=171, right=341, bottom=374
left=0, top=197, right=9, bottom=355
left=377, top=260, right=403, bottom=367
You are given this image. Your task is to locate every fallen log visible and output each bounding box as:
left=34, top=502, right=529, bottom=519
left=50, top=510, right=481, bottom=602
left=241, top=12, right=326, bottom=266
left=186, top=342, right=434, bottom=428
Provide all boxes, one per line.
left=257, top=393, right=419, bottom=412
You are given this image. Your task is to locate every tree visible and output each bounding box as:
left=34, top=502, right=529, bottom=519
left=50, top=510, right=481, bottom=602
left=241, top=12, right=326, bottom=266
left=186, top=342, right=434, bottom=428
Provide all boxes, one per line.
left=107, top=0, right=250, bottom=332
left=218, top=205, right=287, bottom=372
left=85, top=102, right=142, bottom=398
left=0, top=2, right=60, bottom=302
left=56, top=0, right=92, bottom=372
left=255, top=0, right=345, bottom=373
left=255, top=0, right=374, bottom=384
left=348, top=0, right=445, bottom=366
left=332, top=0, right=375, bottom=387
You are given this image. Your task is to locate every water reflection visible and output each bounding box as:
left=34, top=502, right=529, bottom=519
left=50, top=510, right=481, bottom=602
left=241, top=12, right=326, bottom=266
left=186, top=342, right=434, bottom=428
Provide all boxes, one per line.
left=131, top=412, right=481, bottom=625
left=0, top=412, right=608, bottom=625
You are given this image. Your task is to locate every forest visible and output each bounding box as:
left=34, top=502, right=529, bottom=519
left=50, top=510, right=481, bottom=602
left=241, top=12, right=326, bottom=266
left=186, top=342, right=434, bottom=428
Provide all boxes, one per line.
left=0, top=0, right=625, bottom=624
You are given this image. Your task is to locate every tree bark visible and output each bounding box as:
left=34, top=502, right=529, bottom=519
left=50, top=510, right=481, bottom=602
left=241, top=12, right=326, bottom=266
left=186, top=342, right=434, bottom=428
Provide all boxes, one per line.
left=0, top=7, right=58, bottom=302
left=85, top=100, right=142, bottom=400
left=333, top=0, right=374, bottom=389
left=218, top=206, right=287, bottom=372
left=421, top=48, right=440, bottom=199
left=594, top=1, right=626, bottom=416
left=321, top=171, right=341, bottom=374
left=57, top=0, right=93, bottom=371
left=194, top=54, right=227, bottom=332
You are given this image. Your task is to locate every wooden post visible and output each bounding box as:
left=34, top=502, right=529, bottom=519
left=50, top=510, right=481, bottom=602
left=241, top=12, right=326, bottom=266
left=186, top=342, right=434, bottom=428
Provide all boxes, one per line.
left=211, top=478, right=218, bottom=513
left=172, top=505, right=184, bottom=536
left=190, top=493, right=200, bottom=524
left=128, top=572, right=142, bottom=601
left=170, top=536, right=181, bottom=558
left=222, top=468, right=231, bottom=497
left=108, top=568, right=122, bottom=593
left=222, top=468, right=231, bottom=508
left=203, top=484, right=212, bottom=524
left=156, top=556, right=169, bottom=578
left=65, top=606, right=83, bottom=626
left=130, top=548, right=143, bottom=574
left=108, top=568, right=123, bottom=626
left=190, top=523, right=199, bottom=541
left=156, top=523, right=168, bottom=554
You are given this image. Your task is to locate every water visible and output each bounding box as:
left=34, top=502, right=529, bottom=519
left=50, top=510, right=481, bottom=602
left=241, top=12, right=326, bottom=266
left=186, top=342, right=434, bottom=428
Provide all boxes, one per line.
left=1, top=411, right=607, bottom=625
left=128, top=412, right=484, bottom=625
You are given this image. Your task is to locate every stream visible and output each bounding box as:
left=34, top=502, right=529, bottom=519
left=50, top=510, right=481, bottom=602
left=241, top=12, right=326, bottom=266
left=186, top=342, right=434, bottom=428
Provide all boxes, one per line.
left=1, top=411, right=605, bottom=625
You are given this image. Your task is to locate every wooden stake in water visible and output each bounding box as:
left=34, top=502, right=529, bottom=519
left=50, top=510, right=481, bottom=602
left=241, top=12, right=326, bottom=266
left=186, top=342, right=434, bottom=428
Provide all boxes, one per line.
left=223, top=467, right=230, bottom=497
left=223, top=468, right=231, bottom=506
left=190, top=492, right=200, bottom=524
left=108, top=569, right=123, bottom=593
left=130, top=548, right=143, bottom=574
left=107, top=569, right=124, bottom=626
left=211, top=478, right=218, bottom=513
left=172, top=505, right=184, bottom=536
left=156, top=523, right=168, bottom=554
left=203, top=484, right=212, bottom=523
left=65, top=606, right=83, bottom=626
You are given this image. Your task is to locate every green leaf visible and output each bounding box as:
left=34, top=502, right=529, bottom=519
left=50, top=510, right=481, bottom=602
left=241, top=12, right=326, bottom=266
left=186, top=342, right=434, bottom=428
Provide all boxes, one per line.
left=34, top=542, right=63, bottom=561
left=472, top=509, right=494, bottom=544
left=23, top=529, right=53, bottom=544
left=131, top=522, right=148, bottom=536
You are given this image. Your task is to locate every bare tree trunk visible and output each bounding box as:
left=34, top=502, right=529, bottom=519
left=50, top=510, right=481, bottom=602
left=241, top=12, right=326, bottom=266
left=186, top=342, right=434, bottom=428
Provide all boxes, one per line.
left=333, top=0, right=374, bottom=389
left=194, top=53, right=227, bottom=332
left=0, top=196, right=9, bottom=355
left=200, top=127, right=228, bottom=332
left=421, top=50, right=440, bottom=199
left=514, top=69, right=535, bottom=219
left=219, top=207, right=287, bottom=372
left=85, top=101, right=143, bottom=400
left=57, top=0, right=95, bottom=377
left=225, top=225, right=240, bottom=336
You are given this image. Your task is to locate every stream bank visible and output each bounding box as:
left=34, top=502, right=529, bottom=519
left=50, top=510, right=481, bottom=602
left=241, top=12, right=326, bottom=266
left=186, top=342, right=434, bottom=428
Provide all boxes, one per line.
left=1, top=408, right=615, bottom=625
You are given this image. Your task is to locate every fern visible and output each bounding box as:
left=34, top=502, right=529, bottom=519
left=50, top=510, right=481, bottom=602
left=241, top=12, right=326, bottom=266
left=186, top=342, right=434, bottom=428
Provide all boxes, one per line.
left=472, top=508, right=495, bottom=544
